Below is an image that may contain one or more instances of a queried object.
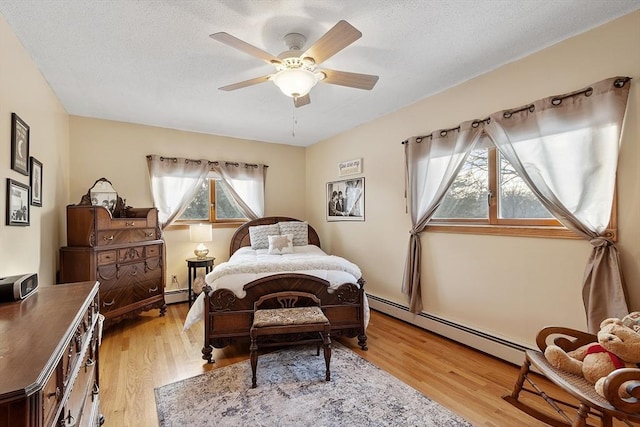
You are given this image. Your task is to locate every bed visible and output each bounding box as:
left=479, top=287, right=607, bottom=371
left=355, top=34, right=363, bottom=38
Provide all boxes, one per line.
left=185, top=216, right=368, bottom=363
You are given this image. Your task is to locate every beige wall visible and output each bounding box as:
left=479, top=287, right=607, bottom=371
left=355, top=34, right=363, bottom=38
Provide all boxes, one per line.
left=68, top=117, right=306, bottom=287
left=306, top=11, right=640, bottom=349
left=0, top=15, right=70, bottom=286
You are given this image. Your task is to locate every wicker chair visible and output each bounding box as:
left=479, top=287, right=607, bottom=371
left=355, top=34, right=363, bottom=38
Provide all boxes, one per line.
left=503, top=326, right=640, bottom=426
left=249, top=291, right=331, bottom=388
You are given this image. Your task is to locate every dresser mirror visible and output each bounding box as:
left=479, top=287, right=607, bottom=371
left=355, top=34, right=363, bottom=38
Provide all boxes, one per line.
left=79, top=177, right=126, bottom=217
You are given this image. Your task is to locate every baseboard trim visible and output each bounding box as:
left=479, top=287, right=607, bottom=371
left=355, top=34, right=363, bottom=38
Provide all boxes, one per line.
left=367, top=294, right=531, bottom=365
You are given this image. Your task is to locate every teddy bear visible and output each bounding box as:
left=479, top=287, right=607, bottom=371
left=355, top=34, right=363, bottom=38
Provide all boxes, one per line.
left=544, top=316, right=640, bottom=397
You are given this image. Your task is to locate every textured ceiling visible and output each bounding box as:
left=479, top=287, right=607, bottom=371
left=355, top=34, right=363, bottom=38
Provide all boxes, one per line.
left=0, top=0, right=638, bottom=147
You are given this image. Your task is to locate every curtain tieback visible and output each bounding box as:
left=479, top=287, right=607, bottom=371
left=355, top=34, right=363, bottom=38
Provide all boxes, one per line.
left=409, top=230, right=421, bottom=237
left=589, top=237, right=614, bottom=248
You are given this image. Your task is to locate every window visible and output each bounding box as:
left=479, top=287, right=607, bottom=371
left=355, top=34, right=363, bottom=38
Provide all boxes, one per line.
left=430, top=137, right=574, bottom=238
left=179, top=179, right=247, bottom=223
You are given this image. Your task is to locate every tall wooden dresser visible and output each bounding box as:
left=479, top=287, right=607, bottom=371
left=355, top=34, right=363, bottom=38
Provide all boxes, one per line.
left=0, top=281, right=101, bottom=427
left=59, top=203, right=166, bottom=328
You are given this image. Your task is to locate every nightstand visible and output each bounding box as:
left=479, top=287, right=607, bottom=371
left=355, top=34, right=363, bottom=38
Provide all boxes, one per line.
left=186, top=257, right=215, bottom=306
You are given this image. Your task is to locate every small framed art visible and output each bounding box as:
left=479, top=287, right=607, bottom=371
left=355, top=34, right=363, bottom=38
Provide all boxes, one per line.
left=326, top=177, right=365, bottom=222
left=11, top=113, right=30, bottom=176
left=30, top=157, right=43, bottom=207
left=338, top=158, right=362, bottom=177
left=6, top=178, right=30, bottom=226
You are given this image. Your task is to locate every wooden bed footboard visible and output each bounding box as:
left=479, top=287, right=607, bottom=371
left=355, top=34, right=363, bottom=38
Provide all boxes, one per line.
left=202, top=273, right=367, bottom=363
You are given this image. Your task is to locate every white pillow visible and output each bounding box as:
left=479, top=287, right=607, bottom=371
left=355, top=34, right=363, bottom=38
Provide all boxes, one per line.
left=268, top=233, right=294, bottom=255
left=278, top=221, right=308, bottom=246
left=248, top=224, right=280, bottom=249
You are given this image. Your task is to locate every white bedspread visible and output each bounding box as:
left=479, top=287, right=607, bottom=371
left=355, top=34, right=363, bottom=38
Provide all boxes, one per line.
left=183, top=245, right=369, bottom=330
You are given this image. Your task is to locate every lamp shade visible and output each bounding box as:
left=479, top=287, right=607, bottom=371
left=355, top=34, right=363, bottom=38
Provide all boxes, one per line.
left=190, top=224, right=212, bottom=243
left=272, top=68, right=318, bottom=98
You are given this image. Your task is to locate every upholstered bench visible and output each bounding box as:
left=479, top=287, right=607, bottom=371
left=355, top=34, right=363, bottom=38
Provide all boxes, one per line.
left=250, top=291, right=331, bottom=388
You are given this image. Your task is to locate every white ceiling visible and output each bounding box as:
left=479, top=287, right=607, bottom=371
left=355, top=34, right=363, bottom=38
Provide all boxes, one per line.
left=0, top=1, right=638, bottom=147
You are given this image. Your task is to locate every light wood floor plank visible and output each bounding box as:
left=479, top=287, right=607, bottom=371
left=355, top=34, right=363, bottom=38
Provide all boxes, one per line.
left=98, top=304, right=624, bottom=426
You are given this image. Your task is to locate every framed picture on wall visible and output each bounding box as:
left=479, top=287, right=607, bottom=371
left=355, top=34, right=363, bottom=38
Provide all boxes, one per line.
left=11, top=113, right=30, bottom=176
left=326, top=177, right=365, bottom=222
left=6, top=178, right=30, bottom=226
left=30, top=157, right=43, bottom=207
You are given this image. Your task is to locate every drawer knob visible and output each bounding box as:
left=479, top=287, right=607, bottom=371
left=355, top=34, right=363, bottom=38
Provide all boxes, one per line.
left=148, top=286, right=158, bottom=293
left=65, top=410, right=77, bottom=427
left=103, top=299, right=115, bottom=307
left=86, top=358, right=95, bottom=368
left=103, top=235, right=114, bottom=241
left=47, top=386, right=61, bottom=400
left=126, top=221, right=135, bottom=226
left=145, top=232, right=154, bottom=237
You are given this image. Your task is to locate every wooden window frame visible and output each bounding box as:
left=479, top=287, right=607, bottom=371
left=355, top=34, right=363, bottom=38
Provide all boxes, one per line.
left=169, top=179, right=248, bottom=230
left=428, top=147, right=617, bottom=240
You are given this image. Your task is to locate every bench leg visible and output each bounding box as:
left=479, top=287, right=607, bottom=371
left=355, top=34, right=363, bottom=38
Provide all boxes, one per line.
left=322, top=329, right=331, bottom=382
left=250, top=335, right=258, bottom=388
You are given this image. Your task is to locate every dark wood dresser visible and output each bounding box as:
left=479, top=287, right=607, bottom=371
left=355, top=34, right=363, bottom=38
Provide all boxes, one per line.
left=0, top=282, right=101, bottom=427
left=59, top=205, right=166, bottom=328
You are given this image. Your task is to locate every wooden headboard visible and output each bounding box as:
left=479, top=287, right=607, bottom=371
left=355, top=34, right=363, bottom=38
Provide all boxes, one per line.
left=229, top=217, right=321, bottom=255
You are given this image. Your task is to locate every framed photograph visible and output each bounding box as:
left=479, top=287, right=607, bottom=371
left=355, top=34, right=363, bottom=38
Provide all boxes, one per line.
left=6, top=178, right=30, bottom=226
left=327, top=178, right=365, bottom=222
left=338, top=158, right=362, bottom=176
left=30, top=157, right=43, bottom=207
left=11, top=113, right=30, bottom=176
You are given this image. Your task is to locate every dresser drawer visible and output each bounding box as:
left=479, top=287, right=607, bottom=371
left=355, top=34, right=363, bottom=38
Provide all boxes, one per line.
left=96, top=264, right=117, bottom=284
left=97, top=250, right=117, bottom=265
left=42, top=364, right=62, bottom=427
left=64, top=340, right=97, bottom=427
left=145, top=244, right=161, bottom=258
left=96, top=229, right=158, bottom=246
left=133, top=279, right=163, bottom=300
left=100, top=288, right=132, bottom=313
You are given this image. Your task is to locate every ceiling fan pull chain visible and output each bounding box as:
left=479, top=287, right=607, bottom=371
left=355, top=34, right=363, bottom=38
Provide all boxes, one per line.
left=292, top=104, right=297, bottom=137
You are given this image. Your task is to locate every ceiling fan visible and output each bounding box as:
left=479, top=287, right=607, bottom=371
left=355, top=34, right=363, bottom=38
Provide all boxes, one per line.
left=210, top=20, right=379, bottom=108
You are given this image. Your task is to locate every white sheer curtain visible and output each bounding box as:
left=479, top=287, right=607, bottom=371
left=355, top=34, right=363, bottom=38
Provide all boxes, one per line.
left=484, top=76, right=632, bottom=332
left=211, top=162, right=266, bottom=220
left=403, top=121, right=484, bottom=312
left=146, top=155, right=210, bottom=228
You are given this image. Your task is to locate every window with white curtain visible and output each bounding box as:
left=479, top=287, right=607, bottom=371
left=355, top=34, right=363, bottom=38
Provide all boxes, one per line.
left=178, top=178, right=248, bottom=223
left=429, top=133, right=616, bottom=239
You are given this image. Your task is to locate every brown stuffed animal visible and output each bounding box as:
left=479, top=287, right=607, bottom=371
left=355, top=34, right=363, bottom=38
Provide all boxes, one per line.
left=544, top=317, right=640, bottom=397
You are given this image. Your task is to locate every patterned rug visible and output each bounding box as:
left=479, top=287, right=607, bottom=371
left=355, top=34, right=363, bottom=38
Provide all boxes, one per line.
left=155, top=343, right=471, bottom=426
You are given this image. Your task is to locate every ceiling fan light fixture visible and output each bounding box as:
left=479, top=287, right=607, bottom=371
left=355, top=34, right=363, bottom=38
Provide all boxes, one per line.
left=272, top=68, right=318, bottom=98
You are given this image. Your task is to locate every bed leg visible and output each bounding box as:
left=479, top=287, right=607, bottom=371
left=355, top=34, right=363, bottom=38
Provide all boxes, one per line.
left=201, top=345, right=214, bottom=364
left=357, top=333, right=368, bottom=351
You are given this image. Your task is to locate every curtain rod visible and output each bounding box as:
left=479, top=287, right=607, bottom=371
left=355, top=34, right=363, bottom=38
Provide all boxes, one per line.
left=401, top=118, right=490, bottom=144
left=400, top=76, right=631, bottom=145
left=146, top=155, right=268, bottom=168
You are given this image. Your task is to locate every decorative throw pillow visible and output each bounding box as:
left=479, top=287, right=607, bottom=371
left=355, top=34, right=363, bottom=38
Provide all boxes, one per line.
left=278, top=221, right=308, bottom=246
left=268, top=234, right=294, bottom=255
left=249, top=224, right=280, bottom=249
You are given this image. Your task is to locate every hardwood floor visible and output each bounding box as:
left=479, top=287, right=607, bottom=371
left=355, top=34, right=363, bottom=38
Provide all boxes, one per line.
left=99, top=303, right=612, bottom=426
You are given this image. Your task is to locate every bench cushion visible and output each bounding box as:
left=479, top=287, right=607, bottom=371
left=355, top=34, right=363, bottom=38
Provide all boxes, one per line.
left=252, top=306, right=329, bottom=328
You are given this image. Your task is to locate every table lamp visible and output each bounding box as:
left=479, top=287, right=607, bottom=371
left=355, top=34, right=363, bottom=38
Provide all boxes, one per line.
left=190, top=224, right=213, bottom=259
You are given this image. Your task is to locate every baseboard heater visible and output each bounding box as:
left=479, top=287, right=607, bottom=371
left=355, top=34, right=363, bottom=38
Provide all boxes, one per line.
left=367, top=294, right=531, bottom=366
left=165, top=288, right=189, bottom=305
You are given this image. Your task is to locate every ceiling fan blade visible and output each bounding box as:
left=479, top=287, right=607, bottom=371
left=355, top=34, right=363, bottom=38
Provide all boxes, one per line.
left=294, top=94, right=311, bottom=108
left=320, top=69, right=379, bottom=90
left=301, top=20, right=362, bottom=65
left=210, top=32, right=281, bottom=65
left=219, top=75, right=272, bottom=91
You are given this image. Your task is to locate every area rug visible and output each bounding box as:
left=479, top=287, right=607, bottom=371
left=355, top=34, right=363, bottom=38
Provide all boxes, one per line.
left=155, top=343, right=471, bottom=426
